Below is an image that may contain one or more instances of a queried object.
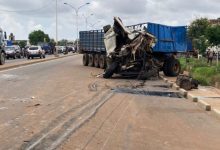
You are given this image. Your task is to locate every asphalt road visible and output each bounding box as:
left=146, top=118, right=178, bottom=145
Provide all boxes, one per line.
left=0, top=55, right=220, bottom=150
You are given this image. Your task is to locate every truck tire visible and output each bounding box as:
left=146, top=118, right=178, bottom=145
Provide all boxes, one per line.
left=163, top=58, right=181, bottom=77
left=99, top=55, right=106, bottom=69
left=83, top=54, right=89, bottom=66
left=88, top=54, right=94, bottom=67
left=103, top=62, right=118, bottom=78
left=94, top=54, right=100, bottom=68
left=0, top=52, right=5, bottom=65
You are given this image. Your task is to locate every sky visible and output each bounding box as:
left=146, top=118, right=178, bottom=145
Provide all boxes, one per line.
left=0, top=0, right=219, bottom=41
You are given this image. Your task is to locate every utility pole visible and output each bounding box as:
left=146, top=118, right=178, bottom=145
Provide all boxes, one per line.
left=55, top=0, right=58, bottom=56
left=64, top=2, right=90, bottom=52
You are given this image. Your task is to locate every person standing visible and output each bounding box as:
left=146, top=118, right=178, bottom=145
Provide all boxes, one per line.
left=207, top=49, right=214, bottom=65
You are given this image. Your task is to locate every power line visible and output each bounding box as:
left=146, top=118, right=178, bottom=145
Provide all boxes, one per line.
left=0, top=0, right=54, bottom=13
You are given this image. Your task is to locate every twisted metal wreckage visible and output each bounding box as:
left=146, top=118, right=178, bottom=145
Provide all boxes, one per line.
left=103, top=17, right=160, bottom=79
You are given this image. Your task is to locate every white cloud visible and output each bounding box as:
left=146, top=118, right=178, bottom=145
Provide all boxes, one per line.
left=0, top=0, right=219, bottom=40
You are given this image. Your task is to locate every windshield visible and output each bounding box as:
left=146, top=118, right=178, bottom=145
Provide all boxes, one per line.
left=29, top=47, right=39, bottom=50
left=5, top=47, right=15, bottom=51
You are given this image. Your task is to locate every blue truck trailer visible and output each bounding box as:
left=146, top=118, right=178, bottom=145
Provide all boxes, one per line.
left=79, top=17, right=188, bottom=78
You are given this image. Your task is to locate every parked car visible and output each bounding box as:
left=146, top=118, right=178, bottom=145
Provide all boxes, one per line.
left=42, top=45, right=52, bottom=54
left=67, top=46, right=76, bottom=53
left=4, top=46, right=16, bottom=59
left=27, top=46, right=46, bottom=59
left=55, top=46, right=66, bottom=54
left=12, top=45, right=22, bottom=58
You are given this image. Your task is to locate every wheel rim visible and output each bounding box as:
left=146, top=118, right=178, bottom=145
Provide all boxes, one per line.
left=173, top=63, right=180, bottom=73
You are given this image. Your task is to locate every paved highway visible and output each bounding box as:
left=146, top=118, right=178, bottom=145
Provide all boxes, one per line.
left=0, top=55, right=220, bottom=150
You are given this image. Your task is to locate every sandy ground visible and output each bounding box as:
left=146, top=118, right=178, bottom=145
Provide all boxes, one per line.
left=0, top=55, right=220, bottom=150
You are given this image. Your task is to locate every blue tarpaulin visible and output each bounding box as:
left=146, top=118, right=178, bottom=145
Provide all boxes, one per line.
left=147, top=23, right=187, bottom=53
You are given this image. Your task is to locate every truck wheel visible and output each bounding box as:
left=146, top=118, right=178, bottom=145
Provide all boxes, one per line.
left=83, top=54, right=89, bottom=66
left=99, top=55, right=106, bottom=69
left=94, top=54, right=100, bottom=68
left=88, top=54, right=94, bottom=67
left=0, top=52, right=5, bottom=65
left=103, top=62, right=118, bottom=78
left=163, top=58, right=181, bottom=77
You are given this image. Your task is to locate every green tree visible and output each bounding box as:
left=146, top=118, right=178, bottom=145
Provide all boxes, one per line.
left=188, top=18, right=210, bottom=39
left=188, top=18, right=210, bottom=54
left=58, top=39, right=68, bottom=46
left=206, top=25, right=220, bottom=46
left=28, top=30, right=50, bottom=45
left=18, top=41, right=27, bottom=49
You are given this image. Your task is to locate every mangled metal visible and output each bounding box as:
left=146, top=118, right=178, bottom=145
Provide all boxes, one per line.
left=176, top=75, right=199, bottom=90
left=103, top=17, right=158, bottom=79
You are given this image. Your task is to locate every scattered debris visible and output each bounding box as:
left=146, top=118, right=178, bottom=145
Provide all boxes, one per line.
left=27, top=103, right=41, bottom=107
left=176, top=74, right=199, bottom=90
left=34, top=103, right=41, bottom=107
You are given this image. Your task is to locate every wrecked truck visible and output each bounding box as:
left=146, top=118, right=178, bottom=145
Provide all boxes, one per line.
left=79, top=17, right=188, bottom=79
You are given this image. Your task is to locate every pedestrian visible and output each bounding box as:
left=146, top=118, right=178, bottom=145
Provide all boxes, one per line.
left=207, top=49, right=214, bottom=65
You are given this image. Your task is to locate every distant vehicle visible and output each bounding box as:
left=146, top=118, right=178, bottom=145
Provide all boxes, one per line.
left=4, top=46, right=16, bottom=59
left=27, top=46, right=45, bottom=59
left=55, top=46, right=66, bottom=54
left=0, top=28, right=7, bottom=65
left=67, top=46, right=76, bottom=53
left=42, top=45, right=52, bottom=54
left=12, top=45, right=22, bottom=58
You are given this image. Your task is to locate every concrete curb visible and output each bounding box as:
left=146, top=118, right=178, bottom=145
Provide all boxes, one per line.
left=172, top=83, right=180, bottom=90
left=212, top=109, right=220, bottom=119
left=179, top=89, right=187, bottom=98
left=161, top=75, right=212, bottom=112
left=0, top=54, right=76, bottom=71
left=187, top=93, right=198, bottom=102
left=198, top=100, right=211, bottom=111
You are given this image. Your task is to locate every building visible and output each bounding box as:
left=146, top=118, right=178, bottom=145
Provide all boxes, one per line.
left=209, top=18, right=220, bottom=25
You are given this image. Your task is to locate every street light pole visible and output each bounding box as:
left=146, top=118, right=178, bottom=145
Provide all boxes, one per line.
left=55, top=0, right=58, bottom=56
left=89, top=20, right=101, bottom=29
left=83, top=13, right=93, bottom=31
left=64, top=2, right=90, bottom=52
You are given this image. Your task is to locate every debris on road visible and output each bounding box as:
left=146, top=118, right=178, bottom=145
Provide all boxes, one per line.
left=27, top=103, right=41, bottom=107
left=176, top=74, right=199, bottom=90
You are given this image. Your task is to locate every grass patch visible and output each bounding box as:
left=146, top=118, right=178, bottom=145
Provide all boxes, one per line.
left=178, top=57, right=220, bottom=86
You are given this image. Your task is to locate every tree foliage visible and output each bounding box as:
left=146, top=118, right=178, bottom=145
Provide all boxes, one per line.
left=188, top=18, right=210, bottom=54
left=18, top=41, right=27, bottom=48
left=58, top=39, right=68, bottom=46
left=206, top=25, right=220, bottom=46
left=188, top=18, right=210, bottom=39
left=28, top=30, right=50, bottom=45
